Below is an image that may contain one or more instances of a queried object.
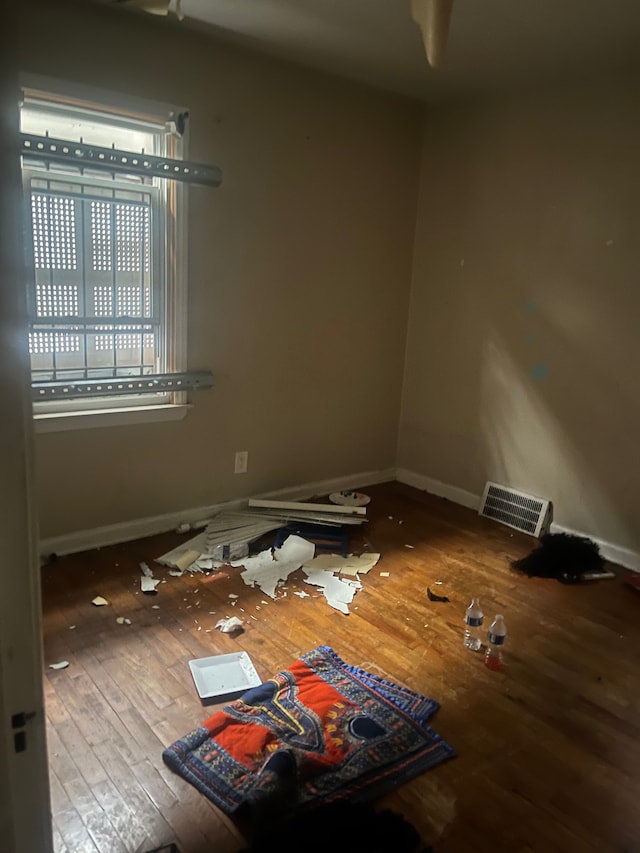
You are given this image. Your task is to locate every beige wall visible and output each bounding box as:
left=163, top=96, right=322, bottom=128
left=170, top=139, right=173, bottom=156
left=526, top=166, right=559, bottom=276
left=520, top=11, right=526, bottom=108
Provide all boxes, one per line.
left=399, top=78, right=640, bottom=553
left=20, top=1, right=422, bottom=538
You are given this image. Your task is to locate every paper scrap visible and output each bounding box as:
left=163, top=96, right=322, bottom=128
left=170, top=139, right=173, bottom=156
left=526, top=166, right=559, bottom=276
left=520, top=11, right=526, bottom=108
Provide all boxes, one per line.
left=228, top=594, right=239, bottom=599
left=405, top=544, right=415, bottom=549
left=49, top=661, right=69, bottom=670
left=92, top=596, right=108, bottom=606
left=380, top=571, right=390, bottom=577
left=215, top=616, right=244, bottom=634
left=141, top=576, right=161, bottom=594
left=116, top=617, right=132, bottom=625
left=151, top=605, right=160, bottom=609
left=293, top=591, right=310, bottom=598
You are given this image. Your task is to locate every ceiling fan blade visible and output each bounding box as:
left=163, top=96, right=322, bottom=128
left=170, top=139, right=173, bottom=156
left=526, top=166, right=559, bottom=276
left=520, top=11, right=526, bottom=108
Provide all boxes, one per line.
left=411, top=0, right=454, bottom=69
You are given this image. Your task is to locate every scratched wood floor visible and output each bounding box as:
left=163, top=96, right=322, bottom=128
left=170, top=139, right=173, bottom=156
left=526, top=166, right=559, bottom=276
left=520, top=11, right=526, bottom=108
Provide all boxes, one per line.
left=41, top=481, right=640, bottom=853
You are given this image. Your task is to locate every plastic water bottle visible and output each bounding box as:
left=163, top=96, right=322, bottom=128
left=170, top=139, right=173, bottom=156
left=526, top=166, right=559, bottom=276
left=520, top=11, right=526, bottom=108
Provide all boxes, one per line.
left=484, top=614, right=507, bottom=671
left=463, top=598, right=483, bottom=650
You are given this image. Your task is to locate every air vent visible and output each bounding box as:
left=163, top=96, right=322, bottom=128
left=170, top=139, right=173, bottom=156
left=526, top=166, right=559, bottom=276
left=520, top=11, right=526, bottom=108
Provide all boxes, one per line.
left=479, top=482, right=551, bottom=537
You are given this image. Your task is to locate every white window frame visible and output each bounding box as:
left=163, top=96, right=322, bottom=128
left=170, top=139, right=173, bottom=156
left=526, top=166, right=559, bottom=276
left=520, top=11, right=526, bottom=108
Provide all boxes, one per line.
left=19, top=74, right=190, bottom=432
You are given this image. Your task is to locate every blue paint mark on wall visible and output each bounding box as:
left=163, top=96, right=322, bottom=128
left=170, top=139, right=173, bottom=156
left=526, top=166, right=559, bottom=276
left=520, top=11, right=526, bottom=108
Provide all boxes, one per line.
left=529, top=361, right=549, bottom=382
left=525, top=300, right=537, bottom=314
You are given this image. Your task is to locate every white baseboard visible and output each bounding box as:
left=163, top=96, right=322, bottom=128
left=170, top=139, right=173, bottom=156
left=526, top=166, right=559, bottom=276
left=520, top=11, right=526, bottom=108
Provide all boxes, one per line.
left=395, top=468, right=481, bottom=511
left=40, top=468, right=396, bottom=557
left=396, top=468, right=640, bottom=573
left=550, top=522, right=640, bottom=573
left=42, top=464, right=640, bottom=573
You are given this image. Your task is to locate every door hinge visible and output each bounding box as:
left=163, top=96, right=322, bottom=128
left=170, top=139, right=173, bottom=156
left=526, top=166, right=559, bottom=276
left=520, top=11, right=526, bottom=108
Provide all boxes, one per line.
left=11, top=710, right=36, bottom=729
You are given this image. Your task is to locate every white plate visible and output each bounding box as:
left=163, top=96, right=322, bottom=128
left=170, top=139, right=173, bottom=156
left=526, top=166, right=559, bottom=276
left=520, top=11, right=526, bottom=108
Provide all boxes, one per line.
left=329, top=491, right=371, bottom=507
left=188, top=652, right=262, bottom=700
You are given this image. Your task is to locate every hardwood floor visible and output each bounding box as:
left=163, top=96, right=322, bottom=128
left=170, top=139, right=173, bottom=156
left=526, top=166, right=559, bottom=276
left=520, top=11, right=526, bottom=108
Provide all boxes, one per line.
left=41, top=481, right=640, bottom=852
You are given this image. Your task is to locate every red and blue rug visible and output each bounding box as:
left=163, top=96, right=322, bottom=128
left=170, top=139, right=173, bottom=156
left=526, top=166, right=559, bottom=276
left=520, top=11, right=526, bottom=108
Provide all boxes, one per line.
left=162, top=646, right=455, bottom=814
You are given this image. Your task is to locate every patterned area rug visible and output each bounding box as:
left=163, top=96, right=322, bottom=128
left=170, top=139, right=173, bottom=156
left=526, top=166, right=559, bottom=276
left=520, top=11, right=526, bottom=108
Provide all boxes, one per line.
left=162, top=646, right=455, bottom=815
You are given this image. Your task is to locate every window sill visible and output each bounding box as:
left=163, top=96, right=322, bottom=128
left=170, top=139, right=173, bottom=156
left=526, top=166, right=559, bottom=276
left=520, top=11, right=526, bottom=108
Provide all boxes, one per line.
left=34, top=403, right=191, bottom=434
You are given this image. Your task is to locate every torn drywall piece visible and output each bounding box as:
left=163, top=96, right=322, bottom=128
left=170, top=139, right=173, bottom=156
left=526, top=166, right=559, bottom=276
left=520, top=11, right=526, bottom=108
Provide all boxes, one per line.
left=141, top=576, right=161, bottom=594
left=232, top=535, right=315, bottom=599
left=303, top=567, right=361, bottom=615
left=293, top=590, right=311, bottom=598
left=92, top=596, right=109, bottom=606
left=302, top=552, right=380, bottom=579
left=337, top=565, right=359, bottom=578
left=380, top=572, right=390, bottom=577
left=116, top=617, right=132, bottom=625
left=49, top=661, right=70, bottom=670
left=140, top=562, right=153, bottom=577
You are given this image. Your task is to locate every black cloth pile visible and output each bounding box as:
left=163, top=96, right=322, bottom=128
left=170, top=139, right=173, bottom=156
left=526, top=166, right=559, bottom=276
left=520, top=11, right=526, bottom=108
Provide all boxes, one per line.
left=511, top=532, right=604, bottom=584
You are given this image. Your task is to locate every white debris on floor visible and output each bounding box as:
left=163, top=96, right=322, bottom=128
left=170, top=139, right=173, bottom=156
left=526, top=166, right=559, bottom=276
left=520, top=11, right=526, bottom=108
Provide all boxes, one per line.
left=302, top=567, right=362, bottom=615
left=231, top=535, right=315, bottom=599
left=156, top=499, right=366, bottom=573
left=302, top=552, right=380, bottom=578
left=141, top=575, right=161, bottom=594
left=151, top=497, right=382, bottom=615
left=215, top=616, right=244, bottom=633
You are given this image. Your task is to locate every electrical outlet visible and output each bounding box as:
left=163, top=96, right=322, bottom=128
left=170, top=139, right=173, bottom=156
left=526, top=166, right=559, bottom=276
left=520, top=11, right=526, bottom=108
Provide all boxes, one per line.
left=234, top=450, right=248, bottom=474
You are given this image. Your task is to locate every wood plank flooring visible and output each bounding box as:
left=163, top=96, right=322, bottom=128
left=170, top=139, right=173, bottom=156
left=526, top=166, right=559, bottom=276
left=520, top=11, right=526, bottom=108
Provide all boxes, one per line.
left=41, top=481, right=640, bottom=852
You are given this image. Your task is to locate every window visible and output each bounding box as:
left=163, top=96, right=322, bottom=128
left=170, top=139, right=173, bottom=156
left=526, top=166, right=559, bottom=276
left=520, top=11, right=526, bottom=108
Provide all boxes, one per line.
left=20, top=83, right=193, bottom=430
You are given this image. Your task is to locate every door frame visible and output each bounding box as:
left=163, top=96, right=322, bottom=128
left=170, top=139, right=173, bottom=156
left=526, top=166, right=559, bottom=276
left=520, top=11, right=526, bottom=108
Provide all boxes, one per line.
left=0, top=9, right=54, bottom=853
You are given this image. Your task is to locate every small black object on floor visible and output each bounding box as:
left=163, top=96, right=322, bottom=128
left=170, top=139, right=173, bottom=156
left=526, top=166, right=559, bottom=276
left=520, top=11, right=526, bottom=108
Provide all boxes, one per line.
left=427, top=587, right=449, bottom=602
left=240, top=800, right=432, bottom=853
left=511, top=532, right=604, bottom=584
